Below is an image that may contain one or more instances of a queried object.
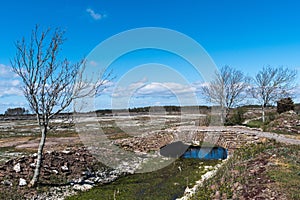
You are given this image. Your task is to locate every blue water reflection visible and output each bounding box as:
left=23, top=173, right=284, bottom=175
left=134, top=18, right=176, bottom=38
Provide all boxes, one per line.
left=182, top=146, right=227, bottom=160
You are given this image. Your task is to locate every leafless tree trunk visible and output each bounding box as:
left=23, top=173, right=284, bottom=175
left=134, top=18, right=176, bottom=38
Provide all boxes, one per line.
left=31, top=125, right=47, bottom=185
left=201, top=65, right=249, bottom=124
left=251, top=66, right=297, bottom=123
left=11, top=25, right=108, bottom=187
left=262, top=105, right=266, bottom=123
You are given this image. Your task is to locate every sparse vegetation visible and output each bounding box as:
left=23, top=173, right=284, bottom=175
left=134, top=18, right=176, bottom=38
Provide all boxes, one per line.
left=66, top=159, right=221, bottom=200
left=246, top=119, right=264, bottom=128
left=192, top=140, right=300, bottom=199
left=265, top=110, right=300, bottom=135
left=245, top=110, right=279, bottom=130
left=226, top=107, right=246, bottom=125
left=0, top=105, right=299, bottom=199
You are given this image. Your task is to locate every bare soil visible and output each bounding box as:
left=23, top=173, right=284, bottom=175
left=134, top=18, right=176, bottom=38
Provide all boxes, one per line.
left=0, top=147, right=105, bottom=199
left=0, top=136, right=81, bottom=150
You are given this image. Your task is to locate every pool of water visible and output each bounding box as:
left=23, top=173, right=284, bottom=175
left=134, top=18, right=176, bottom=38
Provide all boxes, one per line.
left=160, top=141, right=228, bottom=160
left=182, top=146, right=227, bottom=160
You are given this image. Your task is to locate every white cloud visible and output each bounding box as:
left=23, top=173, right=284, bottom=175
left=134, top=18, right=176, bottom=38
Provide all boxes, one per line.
left=0, top=64, right=18, bottom=78
left=0, top=80, right=22, bottom=97
left=0, top=64, right=22, bottom=98
left=86, top=8, right=103, bottom=20
left=111, top=78, right=147, bottom=98
left=136, top=82, right=196, bottom=97
left=191, top=81, right=208, bottom=92
left=111, top=81, right=196, bottom=99
left=97, top=80, right=115, bottom=95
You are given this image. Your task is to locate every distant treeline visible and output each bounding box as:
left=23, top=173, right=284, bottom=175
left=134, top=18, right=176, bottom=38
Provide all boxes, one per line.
left=2, top=103, right=300, bottom=118
left=129, top=106, right=181, bottom=113
left=4, top=107, right=29, bottom=116
left=95, top=105, right=211, bottom=115
left=93, top=103, right=300, bottom=115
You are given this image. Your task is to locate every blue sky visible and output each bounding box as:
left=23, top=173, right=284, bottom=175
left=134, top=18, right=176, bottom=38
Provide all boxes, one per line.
left=0, top=0, right=300, bottom=113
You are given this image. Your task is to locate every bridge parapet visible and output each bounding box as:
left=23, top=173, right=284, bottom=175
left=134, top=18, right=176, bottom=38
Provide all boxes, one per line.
left=115, top=126, right=264, bottom=155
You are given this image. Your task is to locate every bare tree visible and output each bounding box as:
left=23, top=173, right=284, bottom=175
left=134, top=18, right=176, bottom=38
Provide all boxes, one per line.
left=251, top=66, right=297, bottom=122
left=11, top=26, right=106, bottom=187
left=201, top=65, right=249, bottom=123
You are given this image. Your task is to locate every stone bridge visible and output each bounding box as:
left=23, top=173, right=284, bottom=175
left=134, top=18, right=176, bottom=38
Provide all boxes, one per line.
left=114, top=126, right=300, bottom=155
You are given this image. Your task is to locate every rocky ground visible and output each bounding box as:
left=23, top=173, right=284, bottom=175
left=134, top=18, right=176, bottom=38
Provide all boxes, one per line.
left=0, top=111, right=300, bottom=199
left=228, top=152, right=286, bottom=199
left=191, top=140, right=300, bottom=200
left=267, top=110, right=300, bottom=134
left=114, top=131, right=174, bottom=152
left=0, top=147, right=130, bottom=199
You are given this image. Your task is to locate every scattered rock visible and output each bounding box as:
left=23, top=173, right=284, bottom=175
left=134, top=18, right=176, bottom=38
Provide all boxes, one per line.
left=31, top=153, right=38, bottom=158
left=84, top=179, right=94, bottom=185
left=13, top=163, right=21, bottom=173
left=204, top=165, right=213, bottom=170
left=114, top=132, right=174, bottom=152
left=30, top=163, right=36, bottom=168
left=267, top=111, right=300, bottom=134
left=233, top=182, right=240, bottom=189
left=61, top=165, right=69, bottom=172
left=19, top=178, right=27, bottom=186
left=73, top=183, right=93, bottom=191
left=62, top=150, right=71, bottom=154
left=2, top=180, right=13, bottom=186
left=0, top=147, right=117, bottom=199
left=214, top=191, right=221, bottom=199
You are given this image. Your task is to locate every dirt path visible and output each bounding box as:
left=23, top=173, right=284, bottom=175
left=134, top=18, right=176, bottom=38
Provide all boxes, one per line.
left=242, top=117, right=261, bottom=125
left=0, top=137, right=32, bottom=148
left=0, top=136, right=82, bottom=150
left=198, top=126, right=300, bottom=145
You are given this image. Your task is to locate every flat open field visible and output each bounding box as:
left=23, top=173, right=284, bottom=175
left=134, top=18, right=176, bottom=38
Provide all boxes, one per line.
left=0, top=113, right=221, bottom=199
left=1, top=111, right=299, bottom=199
left=0, top=113, right=206, bottom=163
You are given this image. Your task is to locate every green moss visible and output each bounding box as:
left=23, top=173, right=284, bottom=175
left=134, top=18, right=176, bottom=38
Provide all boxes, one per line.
left=67, top=159, right=221, bottom=200
left=246, top=119, right=264, bottom=128
left=267, top=145, right=300, bottom=200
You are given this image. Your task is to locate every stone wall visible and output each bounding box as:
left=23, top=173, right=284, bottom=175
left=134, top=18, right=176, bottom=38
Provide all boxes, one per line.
left=114, top=126, right=263, bottom=155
